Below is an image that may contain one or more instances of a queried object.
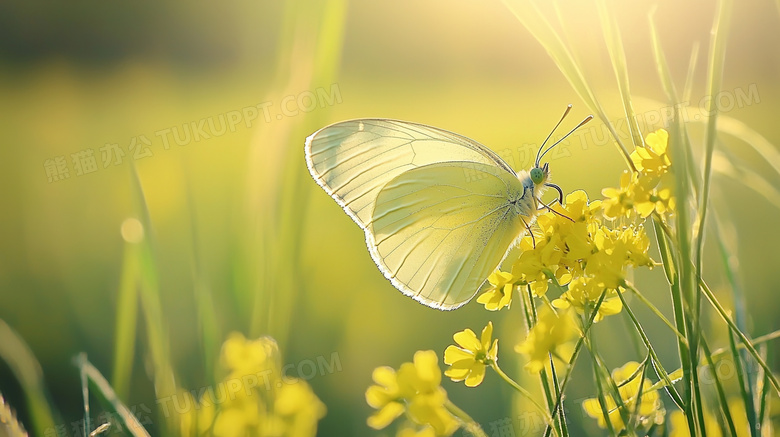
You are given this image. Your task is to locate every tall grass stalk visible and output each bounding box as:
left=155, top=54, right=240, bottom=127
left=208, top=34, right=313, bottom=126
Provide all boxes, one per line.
left=245, top=0, right=347, bottom=345
left=74, top=354, right=151, bottom=437
left=111, top=242, right=140, bottom=400
left=128, top=165, right=177, bottom=431
left=0, top=320, right=55, bottom=436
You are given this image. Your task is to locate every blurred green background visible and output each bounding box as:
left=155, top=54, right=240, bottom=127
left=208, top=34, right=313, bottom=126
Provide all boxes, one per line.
left=1, top=0, right=779, bottom=435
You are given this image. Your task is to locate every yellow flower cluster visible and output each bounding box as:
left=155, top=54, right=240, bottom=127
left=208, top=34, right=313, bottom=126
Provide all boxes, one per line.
left=179, top=332, right=326, bottom=437
left=603, top=129, right=675, bottom=220
left=582, top=361, right=665, bottom=432
left=475, top=130, right=673, bottom=320
left=477, top=190, right=653, bottom=321
left=515, top=307, right=578, bottom=373
left=365, top=351, right=459, bottom=436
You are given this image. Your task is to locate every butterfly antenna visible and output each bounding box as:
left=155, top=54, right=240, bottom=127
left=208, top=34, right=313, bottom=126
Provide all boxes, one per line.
left=537, top=115, right=594, bottom=163
left=535, top=104, right=573, bottom=167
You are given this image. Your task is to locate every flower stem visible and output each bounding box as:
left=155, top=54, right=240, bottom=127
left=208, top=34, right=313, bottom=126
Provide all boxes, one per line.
left=623, top=282, right=687, bottom=343
left=490, top=361, right=552, bottom=424
left=444, top=400, right=488, bottom=437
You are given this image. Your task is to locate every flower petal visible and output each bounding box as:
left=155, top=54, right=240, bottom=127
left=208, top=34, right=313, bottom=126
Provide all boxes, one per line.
left=367, top=402, right=404, bottom=429
left=443, top=346, right=473, bottom=365
left=453, top=329, right=481, bottom=352
left=464, top=363, right=486, bottom=387
left=480, top=322, right=493, bottom=350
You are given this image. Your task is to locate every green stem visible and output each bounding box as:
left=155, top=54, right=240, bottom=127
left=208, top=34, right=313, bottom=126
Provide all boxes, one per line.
left=542, top=291, right=608, bottom=437
left=623, top=283, right=687, bottom=343
left=616, top=291, right=685, bottom=409
left=490, top=361, right=552, bottom=423
left=709, top=330, right=780, bottom=358
left=699, top=279, right=780, bottom=395
left=444, top=400, right=489, bottom=437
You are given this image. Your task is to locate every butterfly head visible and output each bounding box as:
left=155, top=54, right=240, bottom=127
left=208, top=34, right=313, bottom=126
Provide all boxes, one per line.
left=529, top=162, right=549, bottom=186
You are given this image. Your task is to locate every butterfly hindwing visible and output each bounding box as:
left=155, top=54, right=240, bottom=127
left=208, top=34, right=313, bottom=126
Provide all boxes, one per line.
left=367, top=161, right=531, bottom=310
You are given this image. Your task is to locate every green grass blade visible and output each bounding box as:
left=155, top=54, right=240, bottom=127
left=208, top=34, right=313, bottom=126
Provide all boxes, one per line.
left=111, top=242, right=139, bottom=400
left=501, top=0, right=636, bottom=171
left=524, top=290, right=561, bottom=437
left=700, top=336, right=739, bottom=436
left=597, top=0, right=643, bottom=149
left=756, top=345, right=771, bottom=435
left=712, top=152, right=780, bottom=210
left=667, top=109, right=699, bottom=434
left=728, top=330, right=758, bottom=436
left=616, top=290, right=685, bottom=409
left=682, top=42, right=700, bottom=104
left=708, top=330, right=780, bottom=358
left=128, top=165, right=177, bottom=427
left=648, top=9, right=679, bottom=103
left=699, top=279, right=780, bottom=395
left=652, top=217, right=677, bottom=284
left=0, top=319, right=56, bottom=436
left=183, top=175, right=220, bottom=383
left=651, top=13, right=695, bottom=331
left=649, top=11, right=701, bottom=194
left=247, top=0, right=347, bottom=344
left=624, top=284, right=686, bottom=342
left=716, top=115, right=780, bottom=178
left=543, top=292, right=608, bottom=437
left=587, top=341, right=619, bottom=436
left=694, top=0, right=732, bottom=321
left=74, top=354, right=151, bottom=437
left=584, top=333, right=633, bottom=433
left=626, top=358, right=650, bottom=432
left=547, top=354, right=568, bottom=437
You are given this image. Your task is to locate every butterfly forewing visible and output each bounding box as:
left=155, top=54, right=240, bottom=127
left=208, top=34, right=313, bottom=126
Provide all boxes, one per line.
left=305, top=119, right=516, bottom=228
left=369, top=162, right=529, bottom=310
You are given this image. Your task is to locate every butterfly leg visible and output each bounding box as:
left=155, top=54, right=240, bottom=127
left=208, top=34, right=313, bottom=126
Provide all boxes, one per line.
left=538, top=198, right=575, bottom=222
left=520, top=216, right=536, bottom=248
left=545, top=183, right=565, bottom=205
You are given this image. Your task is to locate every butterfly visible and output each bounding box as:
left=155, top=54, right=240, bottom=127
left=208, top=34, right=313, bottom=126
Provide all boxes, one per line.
left=304, top=106, right=591, bottom=310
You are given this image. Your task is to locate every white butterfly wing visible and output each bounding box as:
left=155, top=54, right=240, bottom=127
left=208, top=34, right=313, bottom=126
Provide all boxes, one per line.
left=368, top=161, right=529, bottom=310
left=304, top=119, right=516, bottom=228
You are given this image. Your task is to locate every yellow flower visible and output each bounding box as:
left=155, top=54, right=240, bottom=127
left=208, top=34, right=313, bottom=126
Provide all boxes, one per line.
left=564, top=190, right=603, bottom=223
left=603, top=129, right=675, bottom=222
left=366, top=366, right=406, bottom=430
left=631, top=129, right=671, bottom=176
left=274, top=379, right=327, bottom=437
left=220, top=332, right=279, bottom=380
left=667, top=409, right=724, bottom=437
left=211, top=388, right=265, bottom=437
left=181, top=332, right=327, bottom=437
left=601, top=170, right=636, bottom=220
left=584, top=224, right=653, bottom=290
left=515, top=307, right=578, bottom=373
left=582, top=361, right=665, bottom=432
left=617, top=225, right=653, bottom=268
left=552, top=276, right=623, bottom=322
left=366, top=351, right=459, bottom=436
left=633, top=174, right=675, bottom=218
left=513, top=234, right=563, bottom=296
left=476, top=271, right=515, bottom=311
left=444, top=322, right=498, bottom=387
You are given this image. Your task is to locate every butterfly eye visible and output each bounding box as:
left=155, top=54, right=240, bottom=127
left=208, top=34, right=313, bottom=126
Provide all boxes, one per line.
left=530, top=167, right=544, bottom=185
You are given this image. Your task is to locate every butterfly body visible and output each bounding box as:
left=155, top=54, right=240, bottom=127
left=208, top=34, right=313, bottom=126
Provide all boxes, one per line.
left=305, top=118, right=566, bottom=310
